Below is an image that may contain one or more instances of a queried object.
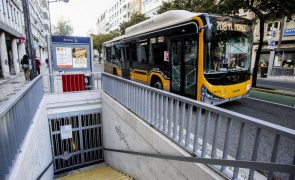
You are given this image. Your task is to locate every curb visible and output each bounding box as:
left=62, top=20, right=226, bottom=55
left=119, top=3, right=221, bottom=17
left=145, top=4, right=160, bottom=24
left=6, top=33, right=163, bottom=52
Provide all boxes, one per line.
left=252, top=87, right=295, bottom=97
left=258, top=77, right=295, bottom=83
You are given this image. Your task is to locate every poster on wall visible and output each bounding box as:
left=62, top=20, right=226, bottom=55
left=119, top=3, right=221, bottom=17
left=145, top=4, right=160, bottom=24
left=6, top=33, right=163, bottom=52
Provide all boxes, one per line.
left=274, top=51, right=283, bottom=67
left=55, top=47, right=88, bottom=68
left=56, top=47, right=73, bottom=68
left=72, top=47, right=87, bottom=68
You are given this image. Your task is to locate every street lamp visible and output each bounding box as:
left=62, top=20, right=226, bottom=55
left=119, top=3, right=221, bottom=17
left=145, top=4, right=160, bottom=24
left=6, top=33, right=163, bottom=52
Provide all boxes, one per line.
left=47, top=0, right=69, bottom=93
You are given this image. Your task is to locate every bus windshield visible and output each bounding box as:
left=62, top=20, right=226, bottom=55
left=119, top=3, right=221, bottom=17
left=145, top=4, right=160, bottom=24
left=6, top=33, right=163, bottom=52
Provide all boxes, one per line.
left=205, top=17, right=252, bottom=74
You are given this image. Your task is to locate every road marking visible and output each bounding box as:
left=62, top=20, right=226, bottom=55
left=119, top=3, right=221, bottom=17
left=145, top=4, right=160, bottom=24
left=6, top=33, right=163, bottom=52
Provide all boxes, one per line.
left=247, top=97, right=295, bottom=109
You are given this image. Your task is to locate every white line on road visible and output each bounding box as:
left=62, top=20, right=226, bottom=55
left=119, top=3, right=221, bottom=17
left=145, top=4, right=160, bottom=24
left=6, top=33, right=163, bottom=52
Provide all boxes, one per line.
left=247, top=97, right=295, bottom=109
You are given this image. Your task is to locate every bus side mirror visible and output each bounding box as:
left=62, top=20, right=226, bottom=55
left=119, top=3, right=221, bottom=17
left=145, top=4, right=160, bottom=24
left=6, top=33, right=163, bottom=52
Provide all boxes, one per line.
left=199, top=25, right=212, bottom=42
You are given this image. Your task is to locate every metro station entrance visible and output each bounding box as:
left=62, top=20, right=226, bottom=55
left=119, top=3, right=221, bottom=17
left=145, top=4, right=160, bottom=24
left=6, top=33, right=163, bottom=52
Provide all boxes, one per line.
left=48, top=112, right=103, bottom=173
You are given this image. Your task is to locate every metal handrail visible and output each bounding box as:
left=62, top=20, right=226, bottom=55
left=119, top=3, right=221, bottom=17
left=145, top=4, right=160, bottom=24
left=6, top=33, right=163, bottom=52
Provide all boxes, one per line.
left=102, top=73, right=295, bottom=139
left=0, top=76, right=44, bottom=177
left=0, top=75, right=42, bottom=118
left=102, top=72, right=295, bottom=180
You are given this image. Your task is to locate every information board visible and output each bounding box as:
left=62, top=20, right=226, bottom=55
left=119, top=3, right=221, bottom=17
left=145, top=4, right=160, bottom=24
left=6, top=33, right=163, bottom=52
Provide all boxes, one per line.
left=51, top=36, right=92, bottom=72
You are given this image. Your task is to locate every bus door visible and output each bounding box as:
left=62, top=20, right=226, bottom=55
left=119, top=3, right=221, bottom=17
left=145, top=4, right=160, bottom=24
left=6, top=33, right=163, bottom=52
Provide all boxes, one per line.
left=122, top=44, right=131, bottom=79
left=171, top=37, right=198, bottom=99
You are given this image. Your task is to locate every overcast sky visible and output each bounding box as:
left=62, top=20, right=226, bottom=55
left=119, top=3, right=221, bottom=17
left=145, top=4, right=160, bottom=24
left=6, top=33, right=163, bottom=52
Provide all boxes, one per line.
left=49, top=0, right=114, bottom=36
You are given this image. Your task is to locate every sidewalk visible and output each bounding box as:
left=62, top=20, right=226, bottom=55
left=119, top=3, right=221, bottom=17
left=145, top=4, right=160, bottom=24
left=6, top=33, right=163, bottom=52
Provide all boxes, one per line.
left=0, top=64, right=48, bottom=106
left=0, top=74, right=27, bottom=105
left=255, top=77, right=295, bottom=97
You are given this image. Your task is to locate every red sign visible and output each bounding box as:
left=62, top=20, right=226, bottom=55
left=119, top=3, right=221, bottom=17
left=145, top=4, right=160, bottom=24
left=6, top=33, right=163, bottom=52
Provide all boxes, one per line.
left=18, top=36, right=26, bottom=43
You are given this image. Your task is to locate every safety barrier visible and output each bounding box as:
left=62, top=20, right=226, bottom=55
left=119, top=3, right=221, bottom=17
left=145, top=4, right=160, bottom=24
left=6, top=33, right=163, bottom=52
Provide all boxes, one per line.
left=42, top=72, right=102, bottom=94
left=0, top=76, right=44, bottom=178
left=271, top=67, right=295, bottom=78
left=102, top=72, right=295, bottom=180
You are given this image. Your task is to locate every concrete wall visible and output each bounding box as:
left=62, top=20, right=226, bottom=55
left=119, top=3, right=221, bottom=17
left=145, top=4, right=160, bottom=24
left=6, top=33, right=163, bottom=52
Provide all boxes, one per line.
left=102, top=92, right=224, bottom=180
left=46, top=91, right=101, bottom=115
left=8, top=98, right=54, bottom=180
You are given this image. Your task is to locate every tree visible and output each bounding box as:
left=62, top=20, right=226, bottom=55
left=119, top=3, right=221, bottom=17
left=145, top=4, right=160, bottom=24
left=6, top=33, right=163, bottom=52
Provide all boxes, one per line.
left=53, top=18, right=73, bottom=36
left=119, top=13, right=148, bottom=34
left=157, top=0, right=295, bottom=87
left=157, top=0, right=220, bottom=14
left=92, top=30, right=121, bottom=53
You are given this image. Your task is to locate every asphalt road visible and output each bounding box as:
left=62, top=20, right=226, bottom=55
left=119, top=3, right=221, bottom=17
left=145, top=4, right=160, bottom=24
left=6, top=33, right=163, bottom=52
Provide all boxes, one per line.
left=219, top=97, right=295, bottom=178
left=220, top=97, right=295, bottom=129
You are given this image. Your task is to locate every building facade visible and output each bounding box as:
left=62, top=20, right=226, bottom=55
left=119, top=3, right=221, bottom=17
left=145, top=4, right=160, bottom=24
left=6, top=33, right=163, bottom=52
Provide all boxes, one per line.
left=142, top=0, right=168, bottom=17
left=108, top=0, right=131, bottom=32
left=29, top=0, right=49, bottom=63
left=96, top=0, right=132, bottom=34
left=0, top=0, right=49, bottom=79
left=247, top=14, right=295, bottom=78
left=0, top=0, right=25, bottom=78
left=96, top=10, right=109, bottom=34
left=96, top=0, right=170, bottom=34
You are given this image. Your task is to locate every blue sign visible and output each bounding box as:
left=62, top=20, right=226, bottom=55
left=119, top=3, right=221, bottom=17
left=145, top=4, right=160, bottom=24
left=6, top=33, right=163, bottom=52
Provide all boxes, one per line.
left=284, top=28, right=295, bottom=36
left=275, top=51, right=284, bottom=56
left=52, top=36, right=90, bottom=44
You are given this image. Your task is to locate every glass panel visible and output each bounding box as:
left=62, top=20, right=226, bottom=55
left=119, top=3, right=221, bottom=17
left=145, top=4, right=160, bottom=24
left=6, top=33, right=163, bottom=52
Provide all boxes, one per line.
left=184, top=39, right=197, bottom=97
left=171, top=41, right=181, bottom=93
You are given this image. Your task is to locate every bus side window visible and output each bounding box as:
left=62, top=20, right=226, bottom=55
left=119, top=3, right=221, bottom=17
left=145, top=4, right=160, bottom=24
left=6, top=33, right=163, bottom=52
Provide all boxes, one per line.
left=129, top=41, right=137, bottom=67
left=150, top=36, right=167, bottom=68
left=106, top=47, right=112, bottom=62
left=137, top=39, right=149, bottom=64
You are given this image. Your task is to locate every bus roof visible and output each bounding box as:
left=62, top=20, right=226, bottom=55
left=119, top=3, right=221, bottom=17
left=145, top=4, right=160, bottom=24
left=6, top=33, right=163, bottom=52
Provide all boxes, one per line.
left=104, top=10, right=204, bottom=45
left=125, top=10, right=203, bottom=37
left=103, top=10, right=251, bottom=45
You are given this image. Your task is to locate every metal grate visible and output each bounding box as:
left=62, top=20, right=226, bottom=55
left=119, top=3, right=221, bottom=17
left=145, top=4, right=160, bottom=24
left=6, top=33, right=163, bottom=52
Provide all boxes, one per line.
left=49, top=113, right=103, bottom=173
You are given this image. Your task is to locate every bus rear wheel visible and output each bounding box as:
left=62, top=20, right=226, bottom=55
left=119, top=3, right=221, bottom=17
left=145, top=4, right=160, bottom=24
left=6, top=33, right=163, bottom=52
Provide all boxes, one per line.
left=113, top=68, right=118, bottom=76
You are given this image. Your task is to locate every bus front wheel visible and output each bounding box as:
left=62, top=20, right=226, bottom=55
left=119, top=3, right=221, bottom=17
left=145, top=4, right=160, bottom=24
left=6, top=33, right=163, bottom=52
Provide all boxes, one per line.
left=152, top=78, right=163, bottom=90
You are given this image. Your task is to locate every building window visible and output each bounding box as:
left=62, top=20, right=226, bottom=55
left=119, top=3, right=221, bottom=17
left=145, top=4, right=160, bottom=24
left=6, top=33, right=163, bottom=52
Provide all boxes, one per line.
left=266, top=21, right=280, bottom=31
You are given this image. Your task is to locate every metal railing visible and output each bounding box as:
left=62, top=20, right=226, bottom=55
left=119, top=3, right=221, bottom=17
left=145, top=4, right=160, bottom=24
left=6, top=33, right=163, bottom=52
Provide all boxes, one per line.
left=42, top=72, right=102, bottom=94
left=0, top=76, right=44, bottom=178
left=102, top=73, right=295, bottom=180
left=271, top=67, right=295, bottom=78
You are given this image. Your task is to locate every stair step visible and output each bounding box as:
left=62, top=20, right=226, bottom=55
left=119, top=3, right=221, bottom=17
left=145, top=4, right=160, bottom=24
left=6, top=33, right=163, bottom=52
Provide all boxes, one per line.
left=55, top=164, right=133, bottom=180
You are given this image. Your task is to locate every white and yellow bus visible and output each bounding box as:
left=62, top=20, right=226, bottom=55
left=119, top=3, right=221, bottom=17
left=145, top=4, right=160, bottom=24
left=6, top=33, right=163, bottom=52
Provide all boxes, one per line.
left=103, top=10, right=253, bottom=105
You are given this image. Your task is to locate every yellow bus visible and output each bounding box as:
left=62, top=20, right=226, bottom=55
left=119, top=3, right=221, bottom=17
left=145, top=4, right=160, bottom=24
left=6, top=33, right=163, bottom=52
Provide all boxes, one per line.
left=103, top=10, right=253, bottom=105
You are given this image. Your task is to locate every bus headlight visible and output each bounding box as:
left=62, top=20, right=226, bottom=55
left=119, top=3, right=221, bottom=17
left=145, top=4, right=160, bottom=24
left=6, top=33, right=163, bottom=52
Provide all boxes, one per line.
left=246, top=84, right=251, bottom=92
left=201, top=86, right=224, bottom=104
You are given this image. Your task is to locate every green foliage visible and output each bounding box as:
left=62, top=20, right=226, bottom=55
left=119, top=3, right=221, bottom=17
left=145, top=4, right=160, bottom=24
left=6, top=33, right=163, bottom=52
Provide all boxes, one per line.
left=217, top=0, right=295, bottom=20
left=119, top=13, right=148, bottom=34
left=92, top=30, right=121, bottom=53
left=52, top=18, right=73, bottom=36
left=158, top=0, right=295, bottom=20
left=157, top=0, right=220, bottom=14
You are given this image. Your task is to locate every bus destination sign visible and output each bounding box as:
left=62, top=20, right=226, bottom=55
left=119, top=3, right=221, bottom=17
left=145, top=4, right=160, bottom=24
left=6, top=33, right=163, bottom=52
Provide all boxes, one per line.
left=217, top=21, right=247, bottom=32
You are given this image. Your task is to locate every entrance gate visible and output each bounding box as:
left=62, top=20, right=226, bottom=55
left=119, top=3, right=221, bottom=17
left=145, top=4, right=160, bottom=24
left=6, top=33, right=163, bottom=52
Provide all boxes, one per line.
left=48, top=112, right=103, bottom=173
